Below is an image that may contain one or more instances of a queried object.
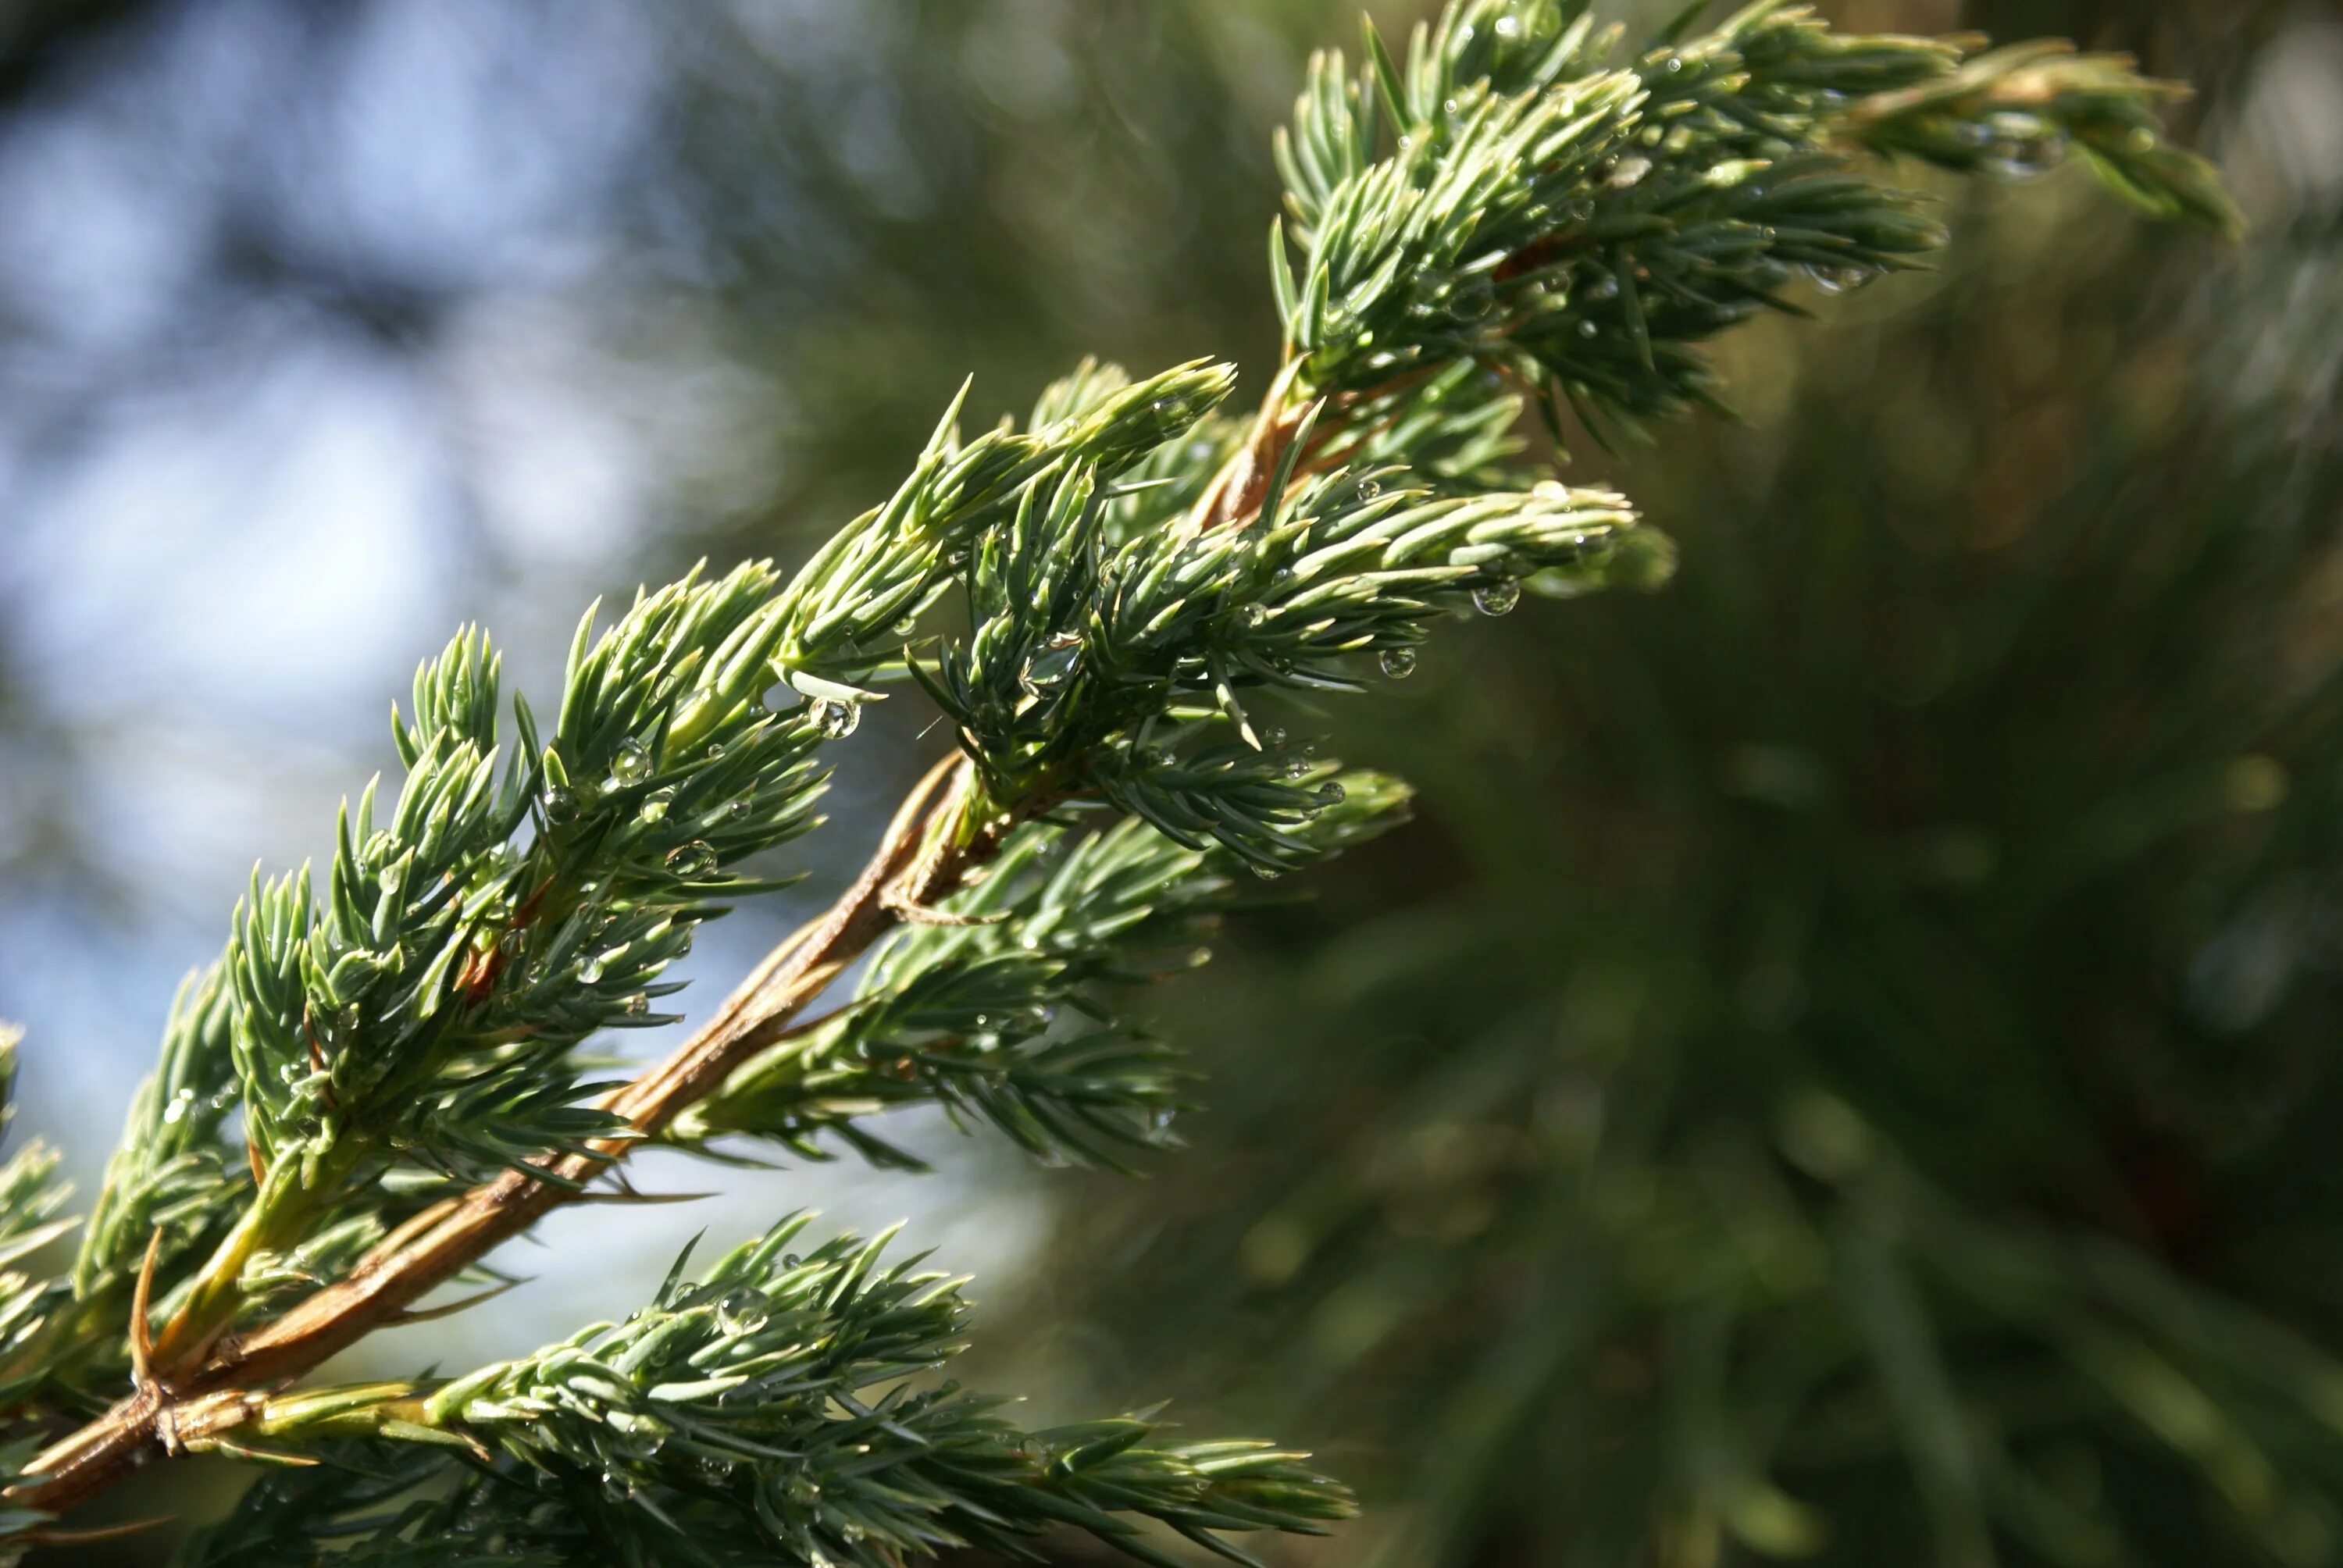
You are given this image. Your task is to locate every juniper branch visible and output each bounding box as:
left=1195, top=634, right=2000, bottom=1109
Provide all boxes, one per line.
left=0, top=0, right=2231, bottom=1559
left=169, top=1219, right=1351, bottom=1567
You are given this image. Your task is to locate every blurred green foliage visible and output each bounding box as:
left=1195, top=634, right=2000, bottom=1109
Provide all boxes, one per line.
left=990, top=3, right=2343, bottom=1563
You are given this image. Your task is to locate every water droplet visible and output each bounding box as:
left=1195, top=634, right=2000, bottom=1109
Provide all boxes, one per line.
left=637, top=789, right=673, bottom=825
left=542, top=786, right=579, bottom=825
left=1493, top=12, right=1519, bottom=37
left=1379, top=647, right=1418, bottom=679
left=1022, top=634, right=1083, bottom=696
left=2126, top=126, right=2156, bottom=154
left=1239, top=603, right=1268, bottom=629
left=811, top=697, right=860, bottom=739
left=580, top=956, right=607, bottom=984
left=1474, top=578, right=1521, bottom=616
left=611, top=739, right=654, bottom=786
left=622, top=993, right=651, bottom=1017
left=1260, top=725, right=1288, bottom=749
left=162, top=1087, right=197, bottom=1126
left=666, top=841, right=718, bottom=878
left=1804, top=265, right=1867, bottom=296
left=1446, top=276, right=1496, bottom=323
left=1532, top=479, right=1569, bottom=501
left=1281, top=756, right=1314, bottom=781
left=1986, top=135, right=2063, bottom=180
left=1313, top=780, right=1347, bottom=809
left=1607, top=155, right=1653, bottom=189
left=1250, top=864, right=1282, bottom=882
left=1356, top=476, right=1383, bottom=502
left=890, top=615, right=918, bottom=637
left=1020, top=1003, right=1056, bottom=1032
left=1589, top=277, right=1620, bottom=301
left=1664, top=57, right=1683, bottom=74
left=717, top=1290, right=769, bottom=1334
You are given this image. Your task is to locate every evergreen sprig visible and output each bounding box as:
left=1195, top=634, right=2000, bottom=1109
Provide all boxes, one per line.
left=127, top=362, right=1239, bottom=1374
left=173, top=1219, right=1351, bottom=1567
left=1270, top=0, right=2235, bottom=447
left=0, top=0, right=2229, bottom=1561
left=676, top=772, right=1413, bottom=1171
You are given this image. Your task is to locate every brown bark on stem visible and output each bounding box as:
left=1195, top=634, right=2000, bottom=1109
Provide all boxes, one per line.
left=9, top=753, right=988, bottom=1520
left=13, top=352, right=1335, bottom=1525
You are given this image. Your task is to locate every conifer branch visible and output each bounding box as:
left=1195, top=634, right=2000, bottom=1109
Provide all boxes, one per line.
left=0, top=1, right=2231, bottom=1559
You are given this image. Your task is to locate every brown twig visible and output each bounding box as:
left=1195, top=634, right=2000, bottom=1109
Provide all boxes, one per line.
left=10, top=354, right=1342, bottom=1524
left=1178, top=358, right=1458, bottom=539
left=124, top=1231, right=161, bottom=1392
left=16, top=1514, right=174, bottom=1547
left=1180, top=359, right=1307, bottom=535
left=8, top=752, right=993, bottom=1520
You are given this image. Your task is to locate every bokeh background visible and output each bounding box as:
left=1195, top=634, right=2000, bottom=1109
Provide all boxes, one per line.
left=2, top=0, right=2339, bottom=1562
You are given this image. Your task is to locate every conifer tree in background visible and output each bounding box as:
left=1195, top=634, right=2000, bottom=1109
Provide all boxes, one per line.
left=1031, top=5, right=2343, bottom=1564
left=0, top=2, right=2227, bottom=1563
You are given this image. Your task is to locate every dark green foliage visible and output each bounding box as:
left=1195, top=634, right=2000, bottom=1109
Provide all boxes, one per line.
left=1021, top=15, right=2324, bottom=1564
